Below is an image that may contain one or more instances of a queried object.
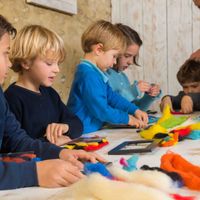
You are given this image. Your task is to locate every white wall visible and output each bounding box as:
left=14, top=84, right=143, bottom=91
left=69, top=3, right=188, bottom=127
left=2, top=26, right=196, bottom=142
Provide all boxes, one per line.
left=112, top=0, right=200, bottom=109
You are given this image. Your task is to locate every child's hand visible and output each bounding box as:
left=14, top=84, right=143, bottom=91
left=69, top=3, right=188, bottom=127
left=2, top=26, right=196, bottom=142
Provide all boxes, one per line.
left=46, top=123, right=69, bottom=144
left=148, top=84, right=160, bottom=97
left=134, top=109, right=149, bottom=124
left=137, top=80, right=151, bottom=93
left=160, top=96, right=173, bottom=112
left=59, top=149, right=107, bottom=167
left=128, top=115, right=147, bottom=129
left=36, top=159, right=84, bottom=187
left=55, top=135, right=71, bottom=146
left=181, top=95, right=193, bottom=114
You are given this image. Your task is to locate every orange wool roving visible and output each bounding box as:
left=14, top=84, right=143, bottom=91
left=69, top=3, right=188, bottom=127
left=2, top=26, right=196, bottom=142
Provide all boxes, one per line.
left=161, top=152, right=200, bottom=190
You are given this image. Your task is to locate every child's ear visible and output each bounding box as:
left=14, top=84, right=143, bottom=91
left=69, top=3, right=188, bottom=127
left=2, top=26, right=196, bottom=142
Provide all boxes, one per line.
left=94, top=43, right=104, bottom=55
left=21, top=60, right=30, bottom=70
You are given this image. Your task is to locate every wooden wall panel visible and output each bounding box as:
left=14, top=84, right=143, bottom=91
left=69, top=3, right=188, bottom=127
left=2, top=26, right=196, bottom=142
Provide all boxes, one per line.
left=192, top=2, right=200, bottom=53
left=142, top=0, right=167, bottom=93
left=167, top=0, right=192, bottom=94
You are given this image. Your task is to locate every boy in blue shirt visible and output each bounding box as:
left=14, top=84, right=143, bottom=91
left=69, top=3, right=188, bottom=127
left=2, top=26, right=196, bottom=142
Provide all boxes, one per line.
left=106, top=24, right=161, bottom=111
left=0, top=15, right=105, bottom=190
left=67, top=20, right=148, bottom=134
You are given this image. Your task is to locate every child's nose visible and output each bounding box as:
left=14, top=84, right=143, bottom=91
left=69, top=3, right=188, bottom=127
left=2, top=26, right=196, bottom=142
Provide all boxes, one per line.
left=53, top=64, right=60, bottom=73
left=127, top=58, right=133, bottom=65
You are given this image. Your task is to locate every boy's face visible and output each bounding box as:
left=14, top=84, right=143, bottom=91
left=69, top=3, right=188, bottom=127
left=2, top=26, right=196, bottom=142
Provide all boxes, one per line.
left=114, top=44, right=140, bottom=72
left=24, top=53, right=60, bottom=88
left=182, top=82, right=200, bottom=94
left=0, top=33, right=11, bottom=84
left=97, top=49, right=119, bottom=72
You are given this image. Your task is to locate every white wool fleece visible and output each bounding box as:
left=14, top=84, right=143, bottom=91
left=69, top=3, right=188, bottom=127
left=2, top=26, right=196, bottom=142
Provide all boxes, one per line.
left=109, top=166, right=172, bottom=192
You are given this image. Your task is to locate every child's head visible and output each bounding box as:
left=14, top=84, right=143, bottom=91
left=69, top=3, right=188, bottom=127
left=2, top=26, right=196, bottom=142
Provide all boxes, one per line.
left=177, top=59, right=200, bottom=94
left=10, top=25, right=65, bottom=87
left=193, top=0, right=200, bottom=8
left=113, top=24, right=142, bottom=72
left=81, top=20, right=126, bottom=71
left=0, top=15, right=16, bottom=84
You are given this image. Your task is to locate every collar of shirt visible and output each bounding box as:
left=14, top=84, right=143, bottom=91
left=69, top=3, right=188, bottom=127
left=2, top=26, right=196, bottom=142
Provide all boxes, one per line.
left=80, top=59, right=108, bottom=83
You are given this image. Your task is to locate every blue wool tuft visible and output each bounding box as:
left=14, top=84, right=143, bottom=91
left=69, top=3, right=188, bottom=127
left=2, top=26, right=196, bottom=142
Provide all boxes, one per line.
left=83, top=162, right=113, bottom=179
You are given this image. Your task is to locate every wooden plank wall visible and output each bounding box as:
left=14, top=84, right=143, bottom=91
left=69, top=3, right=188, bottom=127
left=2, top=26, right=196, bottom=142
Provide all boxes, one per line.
left=112, top=0, right=200, bottom=109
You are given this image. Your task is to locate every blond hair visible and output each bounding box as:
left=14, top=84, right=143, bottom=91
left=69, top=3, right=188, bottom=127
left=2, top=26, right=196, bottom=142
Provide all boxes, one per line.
left=81, top=20, right=126, bottom=53
left=11, top=25, right=65, bottom=72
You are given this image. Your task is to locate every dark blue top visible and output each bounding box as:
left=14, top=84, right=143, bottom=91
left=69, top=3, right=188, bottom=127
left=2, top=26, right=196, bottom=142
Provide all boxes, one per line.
left=0, top=87, right=62, bottom=189
left=4, top=84, right=83, bottom=140
left=169, top=91, right=200, bottom=110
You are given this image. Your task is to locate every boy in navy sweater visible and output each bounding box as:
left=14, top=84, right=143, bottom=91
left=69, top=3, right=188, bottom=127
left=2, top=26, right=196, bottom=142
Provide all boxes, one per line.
left=67, top=20, right=148, bottom=133
left=5, top=25, right=83, bottom=146
left=0, top=15, right=104, bottom=190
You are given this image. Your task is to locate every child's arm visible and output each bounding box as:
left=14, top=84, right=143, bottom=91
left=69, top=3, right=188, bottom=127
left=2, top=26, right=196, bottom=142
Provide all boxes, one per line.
left=181, top=93, right=200, bottom=113
left=134, top=92, right=161, bottom=111
left=180, top=95, right=193, bottom=113
left=160, top=96, right=173, bottom=112
left=80, top=73, right=138, bottom=125
left=59, top=106, right=83, bottom=139
left=128, top=115, right=147, bottom=128
left=53, top=88, right=83, bottom=139
left=45, top=123, right=71, bottom=145
left=160, top=91, right=185, bottom=112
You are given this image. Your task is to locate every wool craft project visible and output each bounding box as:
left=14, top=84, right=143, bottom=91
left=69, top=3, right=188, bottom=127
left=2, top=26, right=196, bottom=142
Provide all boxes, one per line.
left=50, top=166, right=196, bottom=200
left=140, top=165, right=184, bottom=188
left=140, top=105, right=189, bottom=147
left=119, top=155, right=139, bottom=171
left=63, top=136, right=109, bottom=151
left=51, top=167, right=174, bottom=200
left=161, top=152, right=200, bottom=190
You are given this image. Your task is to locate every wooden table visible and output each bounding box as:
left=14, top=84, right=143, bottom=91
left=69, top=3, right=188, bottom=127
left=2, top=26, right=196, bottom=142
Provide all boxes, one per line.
left=1, top=128, right=200, bottom=199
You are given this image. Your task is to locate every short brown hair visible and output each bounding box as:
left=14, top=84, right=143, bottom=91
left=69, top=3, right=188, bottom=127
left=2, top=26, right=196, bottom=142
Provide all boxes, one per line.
left=177, top=59, right=200, bottom=85
left=11, top=25, right=65, bottom=73
left=0, top=15, right=16, bottom=39
left=81, top=20, right=126, bottom=53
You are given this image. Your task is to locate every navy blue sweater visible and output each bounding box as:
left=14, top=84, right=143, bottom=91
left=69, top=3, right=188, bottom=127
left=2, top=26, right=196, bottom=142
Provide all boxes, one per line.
left=0, top=87, right=62, bottom=189
left=4, top=84, right=83, bottom=140
left=169, top=91, right=200, bottom=110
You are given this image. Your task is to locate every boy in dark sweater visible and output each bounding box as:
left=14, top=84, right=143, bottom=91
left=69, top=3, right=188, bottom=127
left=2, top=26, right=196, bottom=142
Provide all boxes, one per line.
left=160, top=59, right=200, bottom=113
left=0, top=15, right=105, bottom=190
left=5, top=25, right=83, bottom=146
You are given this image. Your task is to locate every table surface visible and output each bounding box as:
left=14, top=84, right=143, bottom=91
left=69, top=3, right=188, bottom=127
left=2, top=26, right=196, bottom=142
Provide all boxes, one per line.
left=1, top=127, right=200, bottom=199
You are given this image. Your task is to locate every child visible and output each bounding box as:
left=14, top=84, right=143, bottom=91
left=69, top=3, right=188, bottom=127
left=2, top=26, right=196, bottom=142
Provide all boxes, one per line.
left=67, top=20, right=148, bottom=134
left=160, top=59, right=200, bottom=113
left=0, top=15, right=105, bottom=190
left=105, top=24, right=161, bottom=111
left=5, top=25, right=83, bottom=146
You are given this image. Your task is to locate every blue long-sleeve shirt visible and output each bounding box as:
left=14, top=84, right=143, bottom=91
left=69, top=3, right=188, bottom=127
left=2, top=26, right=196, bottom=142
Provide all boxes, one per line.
left=4, top=84, right=83, bottom=140
left=67, top=59, right=138, bottom=134
left=0, top=87, right=62, bottom=190
left=105, top=68, right=161, bottom=111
